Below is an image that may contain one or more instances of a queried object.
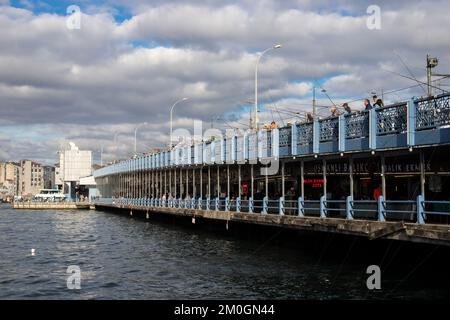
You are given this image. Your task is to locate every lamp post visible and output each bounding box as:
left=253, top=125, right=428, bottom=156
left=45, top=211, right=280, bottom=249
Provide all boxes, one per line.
left=170, top=98, right=189, bottom=149
left=254, top=44, right=282, bottom=130
left=113, top=131, right=121, bottom=161
left=134, top=122, right=147, bottom=156
left=99, top=145, right=104, bottom=167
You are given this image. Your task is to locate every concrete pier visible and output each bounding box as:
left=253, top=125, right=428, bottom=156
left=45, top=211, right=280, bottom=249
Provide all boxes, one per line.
left=95, top=203, right=450, bottom=247
left=12, top=202, right=91, bottom=210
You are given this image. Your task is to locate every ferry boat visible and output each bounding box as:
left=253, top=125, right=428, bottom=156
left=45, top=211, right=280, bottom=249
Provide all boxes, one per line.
left=33, top=189, right=66, bottom=202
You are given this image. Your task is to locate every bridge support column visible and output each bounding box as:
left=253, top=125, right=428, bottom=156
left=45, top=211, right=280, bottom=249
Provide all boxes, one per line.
left=381, top=156, right=386, bottom=200
left=349, top=157, right=354, bottom=199
left=420, top=151, right=425, bottom=198
left=174, top=168, right=177, bottom=199
left=208, top=166, right=211, bottom=199
left=227, top=165, right=230, bottom=200
left=186, top=169, right=189, bottom=199
left=193, top=168, right=196, bottom=199
left=164, top=169, right=167, bottom=197
left=238, top=165, right=242, bottom=198
left=322, top=159, right=327, bottom=200
left=179, top=168, right=182, bottom=198
left=251, top=164, right=254, bottom=201
left=281, top=161, right=285, bottom=199
left=300, top=160, right=304, bottom=199
left=217, top=165, right=220, bottom=199
left=200, top=167, right=203, bottom=202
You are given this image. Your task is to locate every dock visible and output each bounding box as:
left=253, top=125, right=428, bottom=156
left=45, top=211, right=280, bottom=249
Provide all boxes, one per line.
left=12, top=202, right=91, bottom=210
left=94, top=201, right=450, bottom=247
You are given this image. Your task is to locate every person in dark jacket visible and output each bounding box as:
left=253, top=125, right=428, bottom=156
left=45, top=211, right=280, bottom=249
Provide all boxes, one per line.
left=342, top=103, right=352, bottom=115
left=364, top=99, right=372, bottom=110
left=253, top=189, right=264, bottom=213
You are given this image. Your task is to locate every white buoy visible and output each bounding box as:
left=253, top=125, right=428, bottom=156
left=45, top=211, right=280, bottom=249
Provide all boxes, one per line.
left=146, top=212, right=149, bottom=219
left=226, top=221, right=229, bottom=230
left=130, top=210, right=133, bottom=217
left=31, top=248, right=36, bottom=256
left=192, top=217, right=196, bottom=224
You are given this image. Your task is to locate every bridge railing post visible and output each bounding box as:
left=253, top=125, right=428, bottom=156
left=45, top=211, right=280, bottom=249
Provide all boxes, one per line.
left=236, top=197, right=241, bottom=212
left=249, top=197, right=253, bottom=213
left=279, top=197, right=284, bottom=215
left=298, top=196, right=304, bottom=217
left=198, top=198, right=202, bottom=210
left=320, top=195, right=327, bottom=218
left=369, top=108, right=377, bottom=150
left=262, top=196, right=268, bottom=214
left=346, top=196, right=354, bottom=220
left=206, top=197, right=210, bottom=211
left=407, top=98, right=416, bottom=147
left=215, top=197, right=219, bottom=211
left=178, top=198, right=182, bottom=208
left=378, top=195, right=386, bottom=222
left=225, top=197, right=230, bottom=211
left=417, top=194, right=425, bottom=224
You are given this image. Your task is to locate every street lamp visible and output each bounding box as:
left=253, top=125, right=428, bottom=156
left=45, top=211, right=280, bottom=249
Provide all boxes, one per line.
left=321, top=87, right=337, bottom=107
left=134, top=122, right=148, bottom=155
left=99, top=145, right=104, bottom=166
left=254, top=44, right=282, bottom=130
left=169, top=98, right=189, bottom=149
left=113, top=131, right=121, bottom=161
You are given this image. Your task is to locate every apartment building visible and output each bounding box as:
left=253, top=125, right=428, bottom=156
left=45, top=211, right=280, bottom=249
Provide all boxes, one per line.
left=19, top=160, right=44, bottom=196
left=0, top=162, right=20, bottom=197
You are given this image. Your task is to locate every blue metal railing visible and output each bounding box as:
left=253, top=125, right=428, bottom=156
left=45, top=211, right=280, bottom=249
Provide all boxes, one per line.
left=93, top=94, right=450, bottom=179
left=104, top=195, right=450, bottom=226
left=345, top=111, right=369, bottom=139
left=319, top=116, right=339, bottom=142
left=416, top=94, right=450, bottom=130
left=376, top=102, right=408, bottom=135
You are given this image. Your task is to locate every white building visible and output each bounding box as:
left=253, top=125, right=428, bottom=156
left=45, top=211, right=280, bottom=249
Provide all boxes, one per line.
left=57, top=142, right=92, bottom=199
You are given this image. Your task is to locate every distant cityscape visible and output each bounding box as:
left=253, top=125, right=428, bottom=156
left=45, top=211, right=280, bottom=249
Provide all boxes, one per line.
left=0, top=143, right=99, bottom=202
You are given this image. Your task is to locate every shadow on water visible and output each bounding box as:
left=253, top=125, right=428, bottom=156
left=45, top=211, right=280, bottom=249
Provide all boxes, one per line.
left=100, top=206, right=450, bottom=299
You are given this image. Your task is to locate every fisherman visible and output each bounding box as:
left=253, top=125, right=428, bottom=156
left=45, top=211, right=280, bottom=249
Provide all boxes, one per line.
left=330, top=106, right=340, bottom=117
left=372, top=95, right=384, bottom=108
left=342, top=103, right=352, bottom=115
left=364, top=99, right=372, bottom=110
left=270, top=121, right=278, bottom=129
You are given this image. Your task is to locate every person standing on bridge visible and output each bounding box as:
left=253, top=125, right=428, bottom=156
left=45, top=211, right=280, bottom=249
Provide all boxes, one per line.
left=373, top=185, right=382, bottom=201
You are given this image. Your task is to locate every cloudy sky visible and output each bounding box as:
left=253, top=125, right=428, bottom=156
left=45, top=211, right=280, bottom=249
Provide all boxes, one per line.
left=0, top=0, right=449, bottom=165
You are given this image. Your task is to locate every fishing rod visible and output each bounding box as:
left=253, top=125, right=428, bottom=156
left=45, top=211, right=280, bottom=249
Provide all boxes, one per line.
left=381, top=67, right=450, bottom=94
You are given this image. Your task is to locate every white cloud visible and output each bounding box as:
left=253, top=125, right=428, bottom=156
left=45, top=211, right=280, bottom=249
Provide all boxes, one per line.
left=1, top=1, right=449, bottom=162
